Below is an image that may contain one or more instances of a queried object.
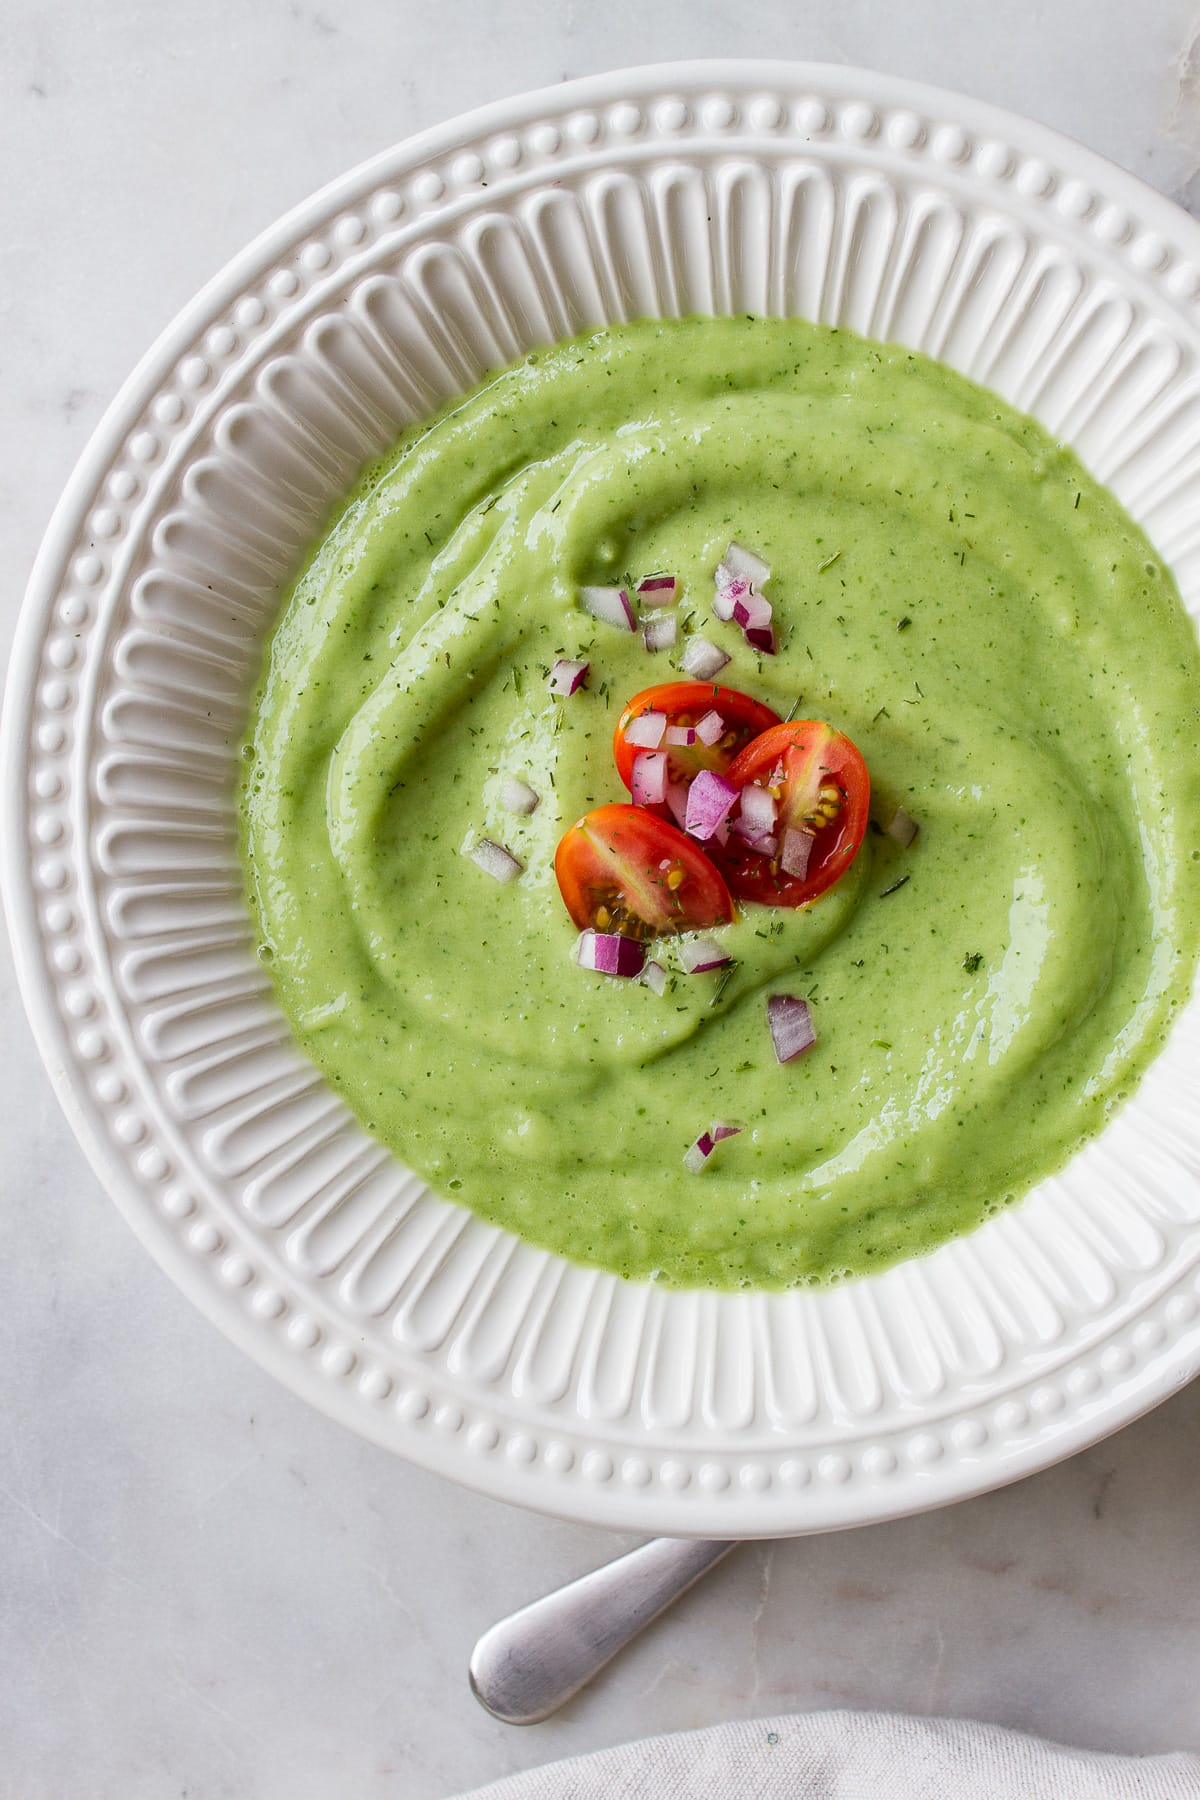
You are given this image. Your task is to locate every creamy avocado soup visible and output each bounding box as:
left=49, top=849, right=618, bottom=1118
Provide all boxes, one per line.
left=240, top=316, right=1200, bottom=1289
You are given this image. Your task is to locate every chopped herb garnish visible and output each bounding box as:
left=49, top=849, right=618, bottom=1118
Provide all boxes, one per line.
left=817, top=550, right=842, bottom=573
left=710, top=965, right=737, bottom=1006
left=880, top=875, right=910, bottom=898
left=896, top=616, right=912, bottom=632
left=962, top=951, right=983, bottom=973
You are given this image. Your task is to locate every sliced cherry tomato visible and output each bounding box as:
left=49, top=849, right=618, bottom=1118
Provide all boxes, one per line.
left=613, top=682, right=782, bottom=796
left=555, top=803, right=734, bottom=938
left=715, top=720, right=870, bottom=907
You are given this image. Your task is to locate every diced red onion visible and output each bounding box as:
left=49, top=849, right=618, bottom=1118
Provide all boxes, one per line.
left=731, top=589, right=773, bottom=632
left=685, top=769, right=739, bottom=840
left=695, top=709, right=724, bottom=746
left=712, top=575, right=750, bottom=623
left=767, top=993, right=816, bottom=1063
left=678, top=636, right=731, bottom=680
left=719, top=541, right=772, bottom=587
left=678, top=934, right=733, bottom=973
left=575, top=930, right=647, bottom=978
left=731, top=819, right=778, bottom=858
left=643, top=612, right=677, bottom=653
left=640, top=958, right=669, bottom=995
left=732, top=816, right=778, bottom=858
left=548, top=657, right=588, bottom=695
left=738, top=783, right=777, bottom=839
left=713, top=541, right=777, bottom=655
left=780, top=827, right=813, bottom=879
left=744, top=623, right=778, bottom=655
left=624, top=710, right=667, bottom=749
left=636, top=575, right=678, bottom=606
left=501, top=775, right=539, bottom=815
left=684, top=1130, right=716, bottom=1173
left=665, top=724, right=697, bottom=747
left=579, top=584, right=636, bottom=632
left=466, top=839, right=523, bottom=884
left=886, top=806, right=920, bottom=847
left=631, top=750, right=668, bottom=807
left=684, top=1120, right=743, bottom=1172
left=665, top=780, right=690, bottom=829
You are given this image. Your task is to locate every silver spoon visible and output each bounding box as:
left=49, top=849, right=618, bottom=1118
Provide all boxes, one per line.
left=469, top=1536, right=737, bottom=1724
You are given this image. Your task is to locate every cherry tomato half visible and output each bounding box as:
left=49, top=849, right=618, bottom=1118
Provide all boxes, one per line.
left=613, top=682, right=782, bottom=795
left=554, top=803, right=734, bottom=938
left=716, top=720, right=870, bottom=907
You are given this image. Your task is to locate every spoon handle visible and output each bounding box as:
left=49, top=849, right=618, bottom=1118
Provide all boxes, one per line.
left=469, top=1536, right=737, bottom=1724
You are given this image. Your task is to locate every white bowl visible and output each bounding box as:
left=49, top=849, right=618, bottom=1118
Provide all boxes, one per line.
left=5, top=62, right=1200, bottom=1536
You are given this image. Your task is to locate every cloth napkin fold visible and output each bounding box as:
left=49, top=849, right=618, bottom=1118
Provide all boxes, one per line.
left=456, top=1710, right=1200, bottom=1799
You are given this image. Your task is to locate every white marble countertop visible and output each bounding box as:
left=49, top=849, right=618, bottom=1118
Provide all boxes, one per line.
left=4, top=5, right=1200, bottom=1795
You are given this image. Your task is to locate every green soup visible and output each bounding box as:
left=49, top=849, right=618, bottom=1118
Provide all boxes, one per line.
left=240, top=316, right=1200, bottom=1289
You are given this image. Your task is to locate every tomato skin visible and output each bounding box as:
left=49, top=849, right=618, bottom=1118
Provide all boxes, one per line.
left=555, top=803, right=734, bottom=937
left=613, top=682, right=782, bottom=793
left=716, top=720, right=870, bottom=908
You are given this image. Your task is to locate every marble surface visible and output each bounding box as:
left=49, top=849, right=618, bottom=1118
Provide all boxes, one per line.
left=4, top=4, right=1200, bottom=1795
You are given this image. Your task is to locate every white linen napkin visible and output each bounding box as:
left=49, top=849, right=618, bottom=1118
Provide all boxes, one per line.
left=455, top=1711, right=1200, bottom=1799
